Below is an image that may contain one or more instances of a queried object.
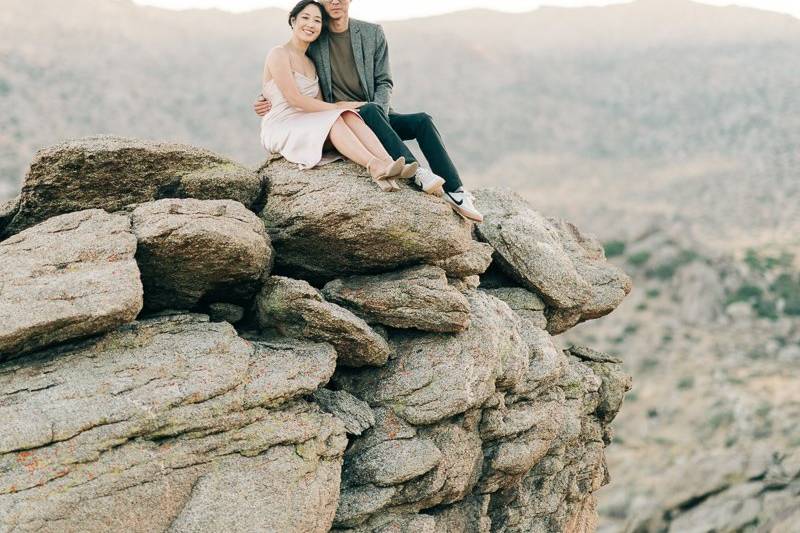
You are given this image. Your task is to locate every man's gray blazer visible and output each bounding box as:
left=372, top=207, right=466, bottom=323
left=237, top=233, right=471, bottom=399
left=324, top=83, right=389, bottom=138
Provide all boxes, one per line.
left=308, top=19, right=393, bottom=114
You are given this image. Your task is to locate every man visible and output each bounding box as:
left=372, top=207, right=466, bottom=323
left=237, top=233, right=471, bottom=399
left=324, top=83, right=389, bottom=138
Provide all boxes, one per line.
left=255, top=0, right=483, bottom=222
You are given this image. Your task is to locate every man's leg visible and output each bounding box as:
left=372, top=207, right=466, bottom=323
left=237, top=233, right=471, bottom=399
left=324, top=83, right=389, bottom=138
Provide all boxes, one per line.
left=358, top=103, right=417, bottom=163
left=389, top=112, right=463, bottom=193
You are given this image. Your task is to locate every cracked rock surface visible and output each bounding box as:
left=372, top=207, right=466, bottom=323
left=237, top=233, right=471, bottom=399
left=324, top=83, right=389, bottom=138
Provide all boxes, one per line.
left=131, top=198, right=272, bottom=311
left=0, top=314, right=345, bottom=533
left=256, top=276, right=391, bottom=367
left=3, top=136, right=263, bottom=237
left=259, top=158, right=473, bottom=279
left=322, top=265, right=471, bottom=333
left=474, top=188, right=632, bottom=333
left=0, top=209, right=143, bottom=359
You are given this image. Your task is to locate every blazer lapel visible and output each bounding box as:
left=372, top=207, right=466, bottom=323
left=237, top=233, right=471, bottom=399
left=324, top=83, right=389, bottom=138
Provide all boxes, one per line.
left=349, top=24, right=371, bottom=101
left=314, top=33, right=333, bottom=103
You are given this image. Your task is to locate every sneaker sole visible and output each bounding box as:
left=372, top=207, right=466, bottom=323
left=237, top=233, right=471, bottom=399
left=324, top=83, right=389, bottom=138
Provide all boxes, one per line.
left=455, top=208, right=484, bottom=223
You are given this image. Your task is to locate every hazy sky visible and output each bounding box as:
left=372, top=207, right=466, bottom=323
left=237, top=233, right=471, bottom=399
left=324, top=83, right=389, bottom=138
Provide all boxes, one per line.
left=130, top=0, right=800, bottom=20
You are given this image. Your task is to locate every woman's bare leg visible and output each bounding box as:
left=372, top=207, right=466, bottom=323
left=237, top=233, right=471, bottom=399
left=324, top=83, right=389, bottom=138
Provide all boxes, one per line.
left=341, top=111, right=392, bottom=161
left=328, top=116, right=375, bottom=168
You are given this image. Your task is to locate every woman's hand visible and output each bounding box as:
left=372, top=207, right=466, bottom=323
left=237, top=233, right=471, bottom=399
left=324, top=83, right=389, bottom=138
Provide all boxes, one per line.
left=254, top=94, right=272, bottom=116
left=335, top=101, right=366, bottom=110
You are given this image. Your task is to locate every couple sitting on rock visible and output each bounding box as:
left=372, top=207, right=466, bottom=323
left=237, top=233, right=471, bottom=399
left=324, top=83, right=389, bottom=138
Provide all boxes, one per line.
left=255, top=0, right=483, bottom=222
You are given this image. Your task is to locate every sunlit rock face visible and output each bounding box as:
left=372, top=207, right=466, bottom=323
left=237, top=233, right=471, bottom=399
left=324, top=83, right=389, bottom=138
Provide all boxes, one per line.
left=0, top=145, right=632, bottom=532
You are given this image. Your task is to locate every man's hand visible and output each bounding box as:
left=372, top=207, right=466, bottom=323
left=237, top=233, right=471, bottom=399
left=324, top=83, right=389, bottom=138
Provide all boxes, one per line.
left=254, top=94, right=271, bottom=116
left=335, top=101, right=366, bottom=110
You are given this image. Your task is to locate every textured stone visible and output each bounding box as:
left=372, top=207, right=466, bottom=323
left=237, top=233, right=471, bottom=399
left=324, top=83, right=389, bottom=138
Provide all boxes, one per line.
left=344, top=437, right=442, bottom=487
left=487, top=356, right=628, bottom=532
left=474, top=189, right=631, bottom=331
left=334, top=292, right=527, bottom=425
left=131, top=198, right=272, bottom=310
left=513, top=327, right=569, bottom=399
left=474, top=189, right=592, bottom=308
left=207, top=302, right=246, bottom=324
left=313, top=389, right=376, bottom=436
left=417, top=416, right=484, bottom=507
left=548, top=217, right=633, bottom=321
left=259, top=158, right=473, bottom=278
left=335, top=411, right=483, bottom=526
left=0, top=195, right=19, bottom=238
left=3, top=136, right=263, bottom=237
left=334, top=513, right=436, bottom=533
left=478, top=395, right=566, bottom=493
left=483, top=287, right=548, bottom=330
left=0, top=314, right=345, bottom=533
left=0, top=209, right=142, bottom=359
left=322, top=265, right=471, bottom=333
left=430, top=495, right=492, bottom=533
left=450, top=275, right=481, bottom=292
left=433, top=240, right=495, bottom=278
left=256, top=276, right=391, bottom=367
left=335, top=484, right=399, bottom=529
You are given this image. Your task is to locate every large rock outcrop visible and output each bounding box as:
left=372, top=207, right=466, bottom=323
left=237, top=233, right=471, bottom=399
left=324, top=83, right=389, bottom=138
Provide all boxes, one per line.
left=259, top=158, right=474, bottom=278
left=130, top=198, right=272, bottom=310
left=474, top=189, right=632, bottom=334
left=0, top=209, right=143, bottom=359
left=1, top=142, right=632, bottom=532
left=2, top=136, right=263, bottom=237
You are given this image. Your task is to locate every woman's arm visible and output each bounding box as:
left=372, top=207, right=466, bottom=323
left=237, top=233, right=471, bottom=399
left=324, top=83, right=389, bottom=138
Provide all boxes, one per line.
left=266, top=47, right=340, bottom=112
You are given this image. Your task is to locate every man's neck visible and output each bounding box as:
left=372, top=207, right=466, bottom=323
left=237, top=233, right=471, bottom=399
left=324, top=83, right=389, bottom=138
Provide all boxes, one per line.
left=329, top=16, right=350, bottom=34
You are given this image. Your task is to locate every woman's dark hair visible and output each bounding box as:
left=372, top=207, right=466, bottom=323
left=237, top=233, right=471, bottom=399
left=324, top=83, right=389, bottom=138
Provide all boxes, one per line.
left=288, top=0, right=328, bottom=29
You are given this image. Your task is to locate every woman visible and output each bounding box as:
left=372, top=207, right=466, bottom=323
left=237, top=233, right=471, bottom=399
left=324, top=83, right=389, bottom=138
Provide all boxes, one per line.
left=261, top=0, right=415, bottom=192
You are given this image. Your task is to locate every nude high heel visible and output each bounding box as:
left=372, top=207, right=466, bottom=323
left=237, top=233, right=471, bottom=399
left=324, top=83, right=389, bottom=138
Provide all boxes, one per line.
left=368, top=157, right=404, bottom=192
left=399, top=161, right=419, bottom=180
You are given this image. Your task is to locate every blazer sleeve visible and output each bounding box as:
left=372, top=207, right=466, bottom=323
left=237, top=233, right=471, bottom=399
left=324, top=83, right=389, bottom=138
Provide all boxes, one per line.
left=373, top=25, right=393, bottom=113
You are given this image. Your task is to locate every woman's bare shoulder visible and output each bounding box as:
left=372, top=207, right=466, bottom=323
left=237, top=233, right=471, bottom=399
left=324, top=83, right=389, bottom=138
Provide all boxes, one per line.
left=266, top=45, right=288, bottom=60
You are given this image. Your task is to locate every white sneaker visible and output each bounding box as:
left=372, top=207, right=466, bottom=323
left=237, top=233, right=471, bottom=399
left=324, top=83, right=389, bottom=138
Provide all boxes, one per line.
left=414, top=168, right=445, bottom=196
left=444, top=188, right=484, bottom=222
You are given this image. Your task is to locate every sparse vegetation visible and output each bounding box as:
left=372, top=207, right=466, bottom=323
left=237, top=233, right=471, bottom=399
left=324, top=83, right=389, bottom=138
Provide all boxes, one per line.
left=745, top=249, right=794, bottom=272
left=604, top=240, right=627, bottom=258
left=628, top=251, right=651, bottom=267
left=646, top=250, right=702, bottom=280
left=771, top=273, right=800, bottom=316
left=707, top=409, right=735, bottom=432
left=646, top=288, right=661, bottom=299
left=726, top=265, right=800, bottom=319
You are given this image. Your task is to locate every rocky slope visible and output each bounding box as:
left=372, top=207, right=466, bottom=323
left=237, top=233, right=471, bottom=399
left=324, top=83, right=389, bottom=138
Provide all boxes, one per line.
left=0, top=136, right=632, bottom=532
left=560, top=231, right=800, bottom=532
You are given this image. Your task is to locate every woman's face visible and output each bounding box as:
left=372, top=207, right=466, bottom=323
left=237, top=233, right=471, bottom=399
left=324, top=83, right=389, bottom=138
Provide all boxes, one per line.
left=292, top=5, right=324, bottom=43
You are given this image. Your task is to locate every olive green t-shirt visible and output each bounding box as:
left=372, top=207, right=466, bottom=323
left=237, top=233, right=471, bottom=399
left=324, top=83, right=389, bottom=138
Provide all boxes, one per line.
left=329, top=29, right=366, bottom=102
